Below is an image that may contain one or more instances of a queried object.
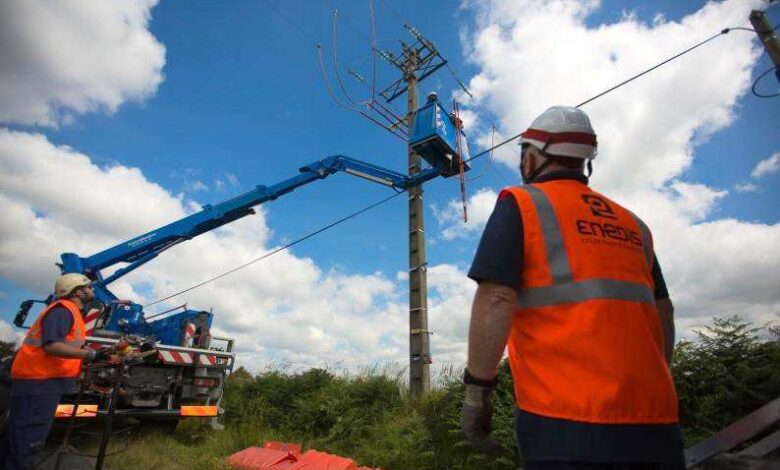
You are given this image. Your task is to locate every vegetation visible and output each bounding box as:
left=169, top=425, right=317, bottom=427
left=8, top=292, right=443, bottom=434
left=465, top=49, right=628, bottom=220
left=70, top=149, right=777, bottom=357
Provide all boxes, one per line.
left=84, top=316, right=779, bottom=469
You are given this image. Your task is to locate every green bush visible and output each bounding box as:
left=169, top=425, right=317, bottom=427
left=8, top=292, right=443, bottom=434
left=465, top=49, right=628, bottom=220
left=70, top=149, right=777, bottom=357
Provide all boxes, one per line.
left=106, top=316, right=779, bottom=469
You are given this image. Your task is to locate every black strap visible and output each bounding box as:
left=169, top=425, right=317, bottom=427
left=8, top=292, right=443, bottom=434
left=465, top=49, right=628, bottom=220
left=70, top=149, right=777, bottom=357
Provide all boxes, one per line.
left=463, top=368, right=498, bottom=389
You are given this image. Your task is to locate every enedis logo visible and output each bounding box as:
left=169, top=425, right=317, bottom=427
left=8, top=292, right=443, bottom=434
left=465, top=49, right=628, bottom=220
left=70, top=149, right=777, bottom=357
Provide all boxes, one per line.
left=576, top=195, right=642, bottom=247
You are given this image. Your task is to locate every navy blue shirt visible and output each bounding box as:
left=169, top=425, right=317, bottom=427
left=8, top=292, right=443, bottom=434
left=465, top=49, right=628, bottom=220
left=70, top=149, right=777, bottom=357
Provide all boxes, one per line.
left=468, top=171, right=683, bottom=464
left=11, top=306, right=78, bottom=397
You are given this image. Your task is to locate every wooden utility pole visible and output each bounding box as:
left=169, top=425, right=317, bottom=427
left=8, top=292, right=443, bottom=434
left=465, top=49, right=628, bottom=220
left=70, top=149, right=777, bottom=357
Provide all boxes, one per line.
left=750, top=10, right=780, bottom=69
left=404, top=49, right=430, bottom=397
left=378, top=26, right=447, bottom=398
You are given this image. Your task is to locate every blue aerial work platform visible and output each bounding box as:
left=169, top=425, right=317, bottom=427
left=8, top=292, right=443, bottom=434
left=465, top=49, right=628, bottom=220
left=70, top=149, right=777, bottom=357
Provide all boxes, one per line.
left=409, top=94, right=470, bottom=177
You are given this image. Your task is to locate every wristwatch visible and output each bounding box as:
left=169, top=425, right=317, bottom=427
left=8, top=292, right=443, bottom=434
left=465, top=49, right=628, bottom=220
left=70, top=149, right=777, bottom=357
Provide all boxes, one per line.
left=463, top=368, right=498, bottom=389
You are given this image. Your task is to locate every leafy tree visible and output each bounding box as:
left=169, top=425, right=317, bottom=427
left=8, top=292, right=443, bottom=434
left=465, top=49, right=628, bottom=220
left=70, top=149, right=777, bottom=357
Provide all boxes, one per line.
left=0, top=340, right=15, bottom=358
left=671, top=315, right=780, bottom=444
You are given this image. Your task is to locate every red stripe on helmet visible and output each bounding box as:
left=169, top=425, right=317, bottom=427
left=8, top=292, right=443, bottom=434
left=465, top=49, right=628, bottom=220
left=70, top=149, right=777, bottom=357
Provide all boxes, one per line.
left=521, top=128, right=597, bottom=147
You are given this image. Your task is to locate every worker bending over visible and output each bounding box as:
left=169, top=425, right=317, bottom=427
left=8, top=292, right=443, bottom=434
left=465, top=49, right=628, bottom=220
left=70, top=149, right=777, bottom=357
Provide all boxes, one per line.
left=2, top=273, right=109, bottom=469
left=461, top=106, right=684, bottom=469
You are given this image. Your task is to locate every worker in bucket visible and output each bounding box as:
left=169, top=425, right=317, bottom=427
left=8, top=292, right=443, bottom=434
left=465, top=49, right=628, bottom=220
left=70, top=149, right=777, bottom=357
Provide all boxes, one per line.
left=460, top=106, right=684, bottom=468
left=2, top=273, right=110, bottom=469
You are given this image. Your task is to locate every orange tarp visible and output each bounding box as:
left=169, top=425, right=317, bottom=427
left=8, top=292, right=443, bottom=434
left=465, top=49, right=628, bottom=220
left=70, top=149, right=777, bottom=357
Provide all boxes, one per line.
left=227, top=442, right=383, bottom=470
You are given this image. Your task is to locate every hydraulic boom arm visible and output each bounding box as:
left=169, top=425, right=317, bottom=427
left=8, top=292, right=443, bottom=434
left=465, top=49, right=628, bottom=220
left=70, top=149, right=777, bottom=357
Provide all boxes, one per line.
left=61, top=155, right=441, bottom=298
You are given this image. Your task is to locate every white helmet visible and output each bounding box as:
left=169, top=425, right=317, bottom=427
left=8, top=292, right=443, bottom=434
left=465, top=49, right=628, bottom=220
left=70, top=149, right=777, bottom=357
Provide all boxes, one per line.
left=54, top=273, right=92, bottom=297
left=519, top=106, right=597, bottom=160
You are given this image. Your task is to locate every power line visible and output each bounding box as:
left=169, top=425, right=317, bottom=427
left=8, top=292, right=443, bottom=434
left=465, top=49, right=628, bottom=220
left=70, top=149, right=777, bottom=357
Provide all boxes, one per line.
left=145, top=191, right=405, bottom=308
left=752, top=65, right=780, bottom=98
left=261, top=0, right=319, bottom=42
left=575, top=29, right=728, bottom=107
left=464, top=27, right=738, bottom=164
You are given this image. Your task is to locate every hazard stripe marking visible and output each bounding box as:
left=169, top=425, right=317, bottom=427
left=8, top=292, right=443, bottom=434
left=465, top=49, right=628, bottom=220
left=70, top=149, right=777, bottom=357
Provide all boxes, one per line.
left=84, top=308, right=101, bottom=334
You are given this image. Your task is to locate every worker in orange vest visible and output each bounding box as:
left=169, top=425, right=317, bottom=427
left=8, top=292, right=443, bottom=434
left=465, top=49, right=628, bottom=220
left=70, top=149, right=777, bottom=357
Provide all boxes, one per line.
left=3, top=273, right=109, bottom=469
left=460, top=106, right=684, bottom=469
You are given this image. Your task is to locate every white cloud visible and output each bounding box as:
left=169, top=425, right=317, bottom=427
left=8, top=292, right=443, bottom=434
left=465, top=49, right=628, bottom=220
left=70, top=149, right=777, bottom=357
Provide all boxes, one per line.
left=0, top=0, right=165, bottom=127
left=433, top=188, right=500, bottom=240
left=226, top=173, right=239, bottom=187
left=0, top=320, right=22, bottom=345
left=437, top=0, right=780, bottom=335
left=751, top=152, right=780, bottom=178
left=188, top=180, right=209, bottom=192
left=735, top=182, right=759, bottom=193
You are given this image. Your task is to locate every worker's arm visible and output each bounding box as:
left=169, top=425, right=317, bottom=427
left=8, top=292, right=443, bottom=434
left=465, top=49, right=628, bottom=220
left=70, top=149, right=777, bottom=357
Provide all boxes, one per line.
left=39, top=305, right=97, bottom=361
left=466, top=281, right=517, bottom=379
left=43, top=342, right=93, bottom=360
left=656, top=298, right=675, bottom=364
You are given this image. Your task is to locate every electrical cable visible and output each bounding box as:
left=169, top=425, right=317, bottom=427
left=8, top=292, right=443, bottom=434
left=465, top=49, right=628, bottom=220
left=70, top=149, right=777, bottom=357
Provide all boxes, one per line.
left=332, top=9, right=362, bottom=107
left=464, top=27, right=738, bottom=164
left=369, top=0, right=378, bottom=102
left=445, top=62, right=474, bottom=99
left=576, top=29, right=728, bottom=108
left=317, top=43, right=408, bottom=140
left=751, top=65, right=780, bottom=98
left=261, top=0, right=319, bottom=42
left=728, top=23, right=779, bottom=33
left=145, top=191, right=405, bottom=307
left=332, top=9, right=412, bottom=132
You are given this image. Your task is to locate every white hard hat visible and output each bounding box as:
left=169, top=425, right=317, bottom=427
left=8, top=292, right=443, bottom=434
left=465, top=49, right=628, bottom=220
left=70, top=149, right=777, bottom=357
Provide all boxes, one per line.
left=54, top=273, right=92, bottom=297
left=519, top=106, right=597, bottom=160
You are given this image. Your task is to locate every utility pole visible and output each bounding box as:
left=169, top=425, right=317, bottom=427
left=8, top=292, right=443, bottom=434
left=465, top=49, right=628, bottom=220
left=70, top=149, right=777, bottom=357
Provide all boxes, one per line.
left=379, top=26, right=448, bottom=398
left=750, top=9, right=780, bottom=77
left=405, top=49, right=430, bottom=397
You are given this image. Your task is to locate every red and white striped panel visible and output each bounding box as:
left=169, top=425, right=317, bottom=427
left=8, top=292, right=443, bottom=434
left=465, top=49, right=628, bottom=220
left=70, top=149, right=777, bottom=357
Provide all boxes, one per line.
left=158, top=349, right=194, bottom=365
left=197, top=353, right=217, bottom=366
left=157, top=350, right=220, bottom=367
left=182, top=322, right=196, bottom=347
left=84, top=308, right=101, bottom=336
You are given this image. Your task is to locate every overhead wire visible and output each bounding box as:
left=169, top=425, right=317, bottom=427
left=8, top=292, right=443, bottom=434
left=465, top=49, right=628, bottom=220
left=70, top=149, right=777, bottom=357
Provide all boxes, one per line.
left=261, top=0, right=319, bottom=42
left=317, top=43, right=407, bottom=140
left=145, top=191, right=405, bottom=307
left=464, top=26, right=744, bottom=165
left=369, top=0, right=378, bottom=103
left=752, top=65, right=780, bottom=98
left=575, top=29, right=729, bottom=108
left=332, top=8, right=362, bottom=107
left=320, top=3, right=410, bottom=138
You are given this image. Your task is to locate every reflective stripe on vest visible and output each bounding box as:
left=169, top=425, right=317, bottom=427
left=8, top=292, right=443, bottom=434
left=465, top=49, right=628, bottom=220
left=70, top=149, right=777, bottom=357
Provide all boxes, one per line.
left=518, top=185, right=655, bottom=308
left=629, top=211, right=654, bottom=270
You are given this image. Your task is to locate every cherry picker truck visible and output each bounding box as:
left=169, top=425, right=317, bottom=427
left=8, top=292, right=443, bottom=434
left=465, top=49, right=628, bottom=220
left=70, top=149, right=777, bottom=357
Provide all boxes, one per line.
left=2, top=96, right=469, bottom=428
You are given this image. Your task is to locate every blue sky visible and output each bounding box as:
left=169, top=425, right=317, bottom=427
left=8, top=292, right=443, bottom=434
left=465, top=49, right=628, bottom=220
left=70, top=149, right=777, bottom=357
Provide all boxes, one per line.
left=1, top=0, right=778, bottom=368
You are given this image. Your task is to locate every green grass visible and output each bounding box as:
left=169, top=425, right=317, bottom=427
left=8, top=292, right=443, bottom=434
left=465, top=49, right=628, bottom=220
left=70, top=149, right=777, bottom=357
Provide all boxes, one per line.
left=102, top=363, right=519, bottom=470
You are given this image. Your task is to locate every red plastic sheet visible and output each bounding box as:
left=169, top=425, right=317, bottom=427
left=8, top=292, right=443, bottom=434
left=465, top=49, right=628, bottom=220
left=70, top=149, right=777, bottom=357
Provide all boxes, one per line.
left=227, top=442, right=383, bottom=470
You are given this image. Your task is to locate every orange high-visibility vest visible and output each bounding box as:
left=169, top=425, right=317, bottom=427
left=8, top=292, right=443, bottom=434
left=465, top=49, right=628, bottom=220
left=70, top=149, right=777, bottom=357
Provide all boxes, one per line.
left=502, top=179, right=679, bottom=424
left=11, top=299, right=86, bottom=380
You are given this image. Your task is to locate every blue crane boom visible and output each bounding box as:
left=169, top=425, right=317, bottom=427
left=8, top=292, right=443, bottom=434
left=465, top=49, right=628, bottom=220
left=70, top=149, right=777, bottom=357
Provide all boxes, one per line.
left=59, top=155, right=441, bottom=301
